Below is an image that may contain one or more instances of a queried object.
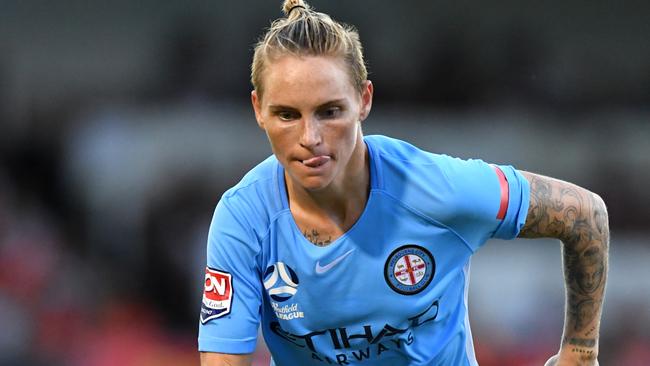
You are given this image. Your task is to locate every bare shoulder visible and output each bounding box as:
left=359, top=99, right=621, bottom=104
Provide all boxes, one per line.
left=200, top=352, right=253, bottom=366
left=518, top=171, right=608, bottom=243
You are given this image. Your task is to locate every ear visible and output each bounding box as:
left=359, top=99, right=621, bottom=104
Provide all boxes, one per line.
left=251, top=90, right=265, bottom=129
left=359, top=80, right=373, bottom=122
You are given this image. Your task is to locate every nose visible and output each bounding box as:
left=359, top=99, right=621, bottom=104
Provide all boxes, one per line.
left=299, top=116, right=322, bottom=149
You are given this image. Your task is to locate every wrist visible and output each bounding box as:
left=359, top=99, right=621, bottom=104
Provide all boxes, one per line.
left=558, top=342, right=599, bottom=365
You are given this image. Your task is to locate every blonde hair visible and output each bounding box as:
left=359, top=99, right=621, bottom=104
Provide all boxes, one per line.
left=251, top=0, right=368, bottom=97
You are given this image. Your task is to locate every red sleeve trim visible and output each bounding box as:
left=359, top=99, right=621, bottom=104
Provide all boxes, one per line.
left=492, top=165, right=509, bottom=220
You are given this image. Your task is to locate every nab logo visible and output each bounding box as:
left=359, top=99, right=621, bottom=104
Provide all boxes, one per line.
left=201, top=267, right=233, bottom=324
left=264, top=262, right=300, bottom=302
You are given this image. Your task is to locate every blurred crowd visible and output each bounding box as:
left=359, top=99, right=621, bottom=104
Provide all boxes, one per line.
left=1, top=1, right=649, bottom=365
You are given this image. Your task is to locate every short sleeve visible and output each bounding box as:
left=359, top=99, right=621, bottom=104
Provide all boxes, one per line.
left=443, top=159, right=530, bottom=251
left=491, top=164, right=530, bottom=240
left=198, top=197, right=262, bottom=354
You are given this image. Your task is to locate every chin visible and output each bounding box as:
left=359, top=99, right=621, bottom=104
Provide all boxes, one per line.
left=298, top=176, right=333, bottom=191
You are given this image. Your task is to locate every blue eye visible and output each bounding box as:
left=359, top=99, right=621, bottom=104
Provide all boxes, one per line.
left=277, top=111, right=298, bottom=121
left=320, top=107, right=341, bottom=119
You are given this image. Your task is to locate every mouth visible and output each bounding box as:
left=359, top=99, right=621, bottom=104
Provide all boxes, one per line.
left=300, top=155, right=331, bottom=168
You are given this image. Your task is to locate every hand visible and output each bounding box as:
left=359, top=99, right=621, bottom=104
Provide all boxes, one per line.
left=544, top=353, right=599, bottom=366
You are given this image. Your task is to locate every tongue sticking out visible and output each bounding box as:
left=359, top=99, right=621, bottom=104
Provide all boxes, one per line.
left=302, top=156, right=330, bottom=168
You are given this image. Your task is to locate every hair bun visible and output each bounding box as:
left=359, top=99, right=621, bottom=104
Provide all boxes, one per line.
left=282, top=0, right=310, bottom=16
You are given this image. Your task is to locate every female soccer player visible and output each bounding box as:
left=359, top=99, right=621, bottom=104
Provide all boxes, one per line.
left=198, top=1, right=608, bottom=365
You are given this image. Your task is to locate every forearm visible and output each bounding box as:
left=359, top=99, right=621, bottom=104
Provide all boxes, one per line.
left=200, top=352, right=253, bottom=366
left=558, top=192, right=608, bottom=362
left=519, top=172, right=609, bottom=363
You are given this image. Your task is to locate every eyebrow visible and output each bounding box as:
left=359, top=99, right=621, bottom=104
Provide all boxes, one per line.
left=268, top=99, right=347, bottom=110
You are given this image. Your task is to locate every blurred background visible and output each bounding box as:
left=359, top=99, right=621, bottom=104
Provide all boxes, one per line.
left=0, top=0, right=648, bottom=365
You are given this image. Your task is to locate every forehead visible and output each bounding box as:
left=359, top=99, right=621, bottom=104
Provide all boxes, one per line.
left=261, top=55, right=357, bottom=106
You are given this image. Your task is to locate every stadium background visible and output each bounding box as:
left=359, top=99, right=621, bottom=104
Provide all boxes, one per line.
left=1, top=0, right=649, bottom=365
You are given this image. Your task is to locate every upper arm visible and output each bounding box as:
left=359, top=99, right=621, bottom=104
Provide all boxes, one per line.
left=518, top=171, right=608, bottom=244
left=198, top=198, right=262, bottom=354
left=200, top=352, right=253, bottom=366
left=437, top=159, right=530, bottom=248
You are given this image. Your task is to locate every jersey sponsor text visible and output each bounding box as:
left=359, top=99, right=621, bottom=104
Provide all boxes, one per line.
left=270, top=299, right=439, bottom=362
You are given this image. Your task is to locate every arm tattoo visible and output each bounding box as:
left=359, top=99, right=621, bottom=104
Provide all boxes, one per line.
left=519, top=172, right=609, bottom=357
left=303, top=229, right=332, bottom=247
left=563, top=336, right=596, bottom=348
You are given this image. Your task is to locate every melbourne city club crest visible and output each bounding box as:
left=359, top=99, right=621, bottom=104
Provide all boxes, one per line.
left=384, top=245, right=435, bottom=295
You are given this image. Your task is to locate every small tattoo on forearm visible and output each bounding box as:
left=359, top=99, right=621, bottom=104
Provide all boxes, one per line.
left=571, top=348, right=596, bottom=361
left=571, top=299, right=597, bottom=331
left=575, top=246, right=605, bottom=294
left=564, top=337, right=596, bottom=347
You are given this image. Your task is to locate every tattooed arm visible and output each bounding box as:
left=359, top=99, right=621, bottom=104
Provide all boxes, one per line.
left=518, top=172, right=609, bottom=366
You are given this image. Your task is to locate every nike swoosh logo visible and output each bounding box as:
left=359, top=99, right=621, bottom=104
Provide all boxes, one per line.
left=315, top=249, right=355, bottom=274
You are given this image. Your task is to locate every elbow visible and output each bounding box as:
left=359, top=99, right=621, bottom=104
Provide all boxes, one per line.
left=558, top=190, right=609, bottom=249
left=591, top=192, right=609, bottom=242
left=591, top=192, right=607, bottom=213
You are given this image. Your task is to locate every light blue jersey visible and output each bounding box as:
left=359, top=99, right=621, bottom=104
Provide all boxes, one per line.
left=198, top=135, right=530, bottom=365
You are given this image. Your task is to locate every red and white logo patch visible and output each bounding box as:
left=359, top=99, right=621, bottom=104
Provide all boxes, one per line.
left=200, top=267, right=233, bottom=324
left=394, top=255, right=427, bottom=286
left=384, top=245, right=435, bottom=295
